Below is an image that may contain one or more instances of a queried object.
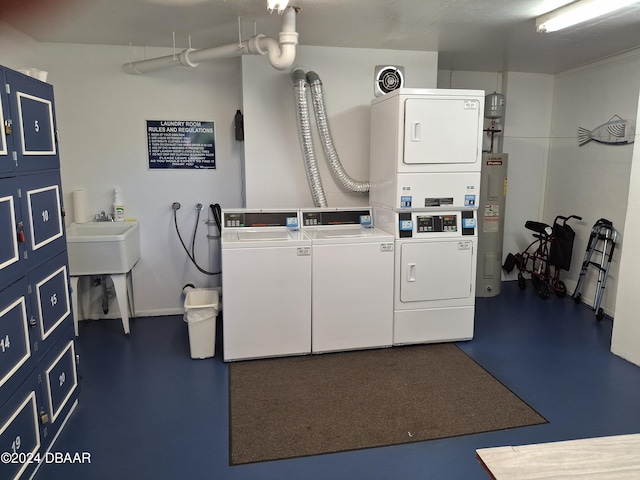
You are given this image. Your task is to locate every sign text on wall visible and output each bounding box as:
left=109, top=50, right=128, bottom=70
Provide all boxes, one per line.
left=147, top=120, right=215, bottom=169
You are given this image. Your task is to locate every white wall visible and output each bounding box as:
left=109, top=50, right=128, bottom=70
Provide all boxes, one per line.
left=501, top=72, right=555, bottom=272
left=242, top=46, right=438, bottom=208
left=545, top=50, right=640, bottom=317
left=439, top=70, right=556, bottom=282
left=0, top=21, right=40, bottom=69
left=1, top=38, right=244, bottom=318
left=437, top=70, right=504, bottom=94
left=611, top=90, right=640, bottom=365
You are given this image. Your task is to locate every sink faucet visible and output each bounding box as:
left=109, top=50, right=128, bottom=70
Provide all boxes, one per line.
left=95, top=211, right=114, bottom=222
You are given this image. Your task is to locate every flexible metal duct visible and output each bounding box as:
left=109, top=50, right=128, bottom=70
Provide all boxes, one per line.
left=307, top=71, right=370, bottom=193
left=291, top=69, right=327, bottom=207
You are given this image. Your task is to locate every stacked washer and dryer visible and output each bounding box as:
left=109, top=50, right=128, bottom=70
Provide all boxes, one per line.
left=369, top=88, right=485, bottom=345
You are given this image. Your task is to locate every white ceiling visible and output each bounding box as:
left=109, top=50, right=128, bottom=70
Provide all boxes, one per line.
left=4, top=0, right=640, bottom=74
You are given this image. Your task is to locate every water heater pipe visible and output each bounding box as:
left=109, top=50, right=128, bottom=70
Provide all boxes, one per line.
left=123, top=7, right=299, bottom=74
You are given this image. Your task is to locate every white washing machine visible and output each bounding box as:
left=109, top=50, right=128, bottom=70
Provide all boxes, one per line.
left=301, top=208, right=395, bottom=353
left=374, top=207, right=477, bottom=345
left=221, top=209, right=311, bottom=362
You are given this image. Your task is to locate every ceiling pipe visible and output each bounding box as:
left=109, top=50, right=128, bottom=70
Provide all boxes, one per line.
left=123, top=6, right=299, bottom=74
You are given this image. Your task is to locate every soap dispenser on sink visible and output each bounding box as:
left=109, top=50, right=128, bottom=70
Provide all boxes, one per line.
left=113, top=189, right=125, bottom=222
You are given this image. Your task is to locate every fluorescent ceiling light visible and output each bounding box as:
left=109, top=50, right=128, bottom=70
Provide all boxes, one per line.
left=536, top=0, right=639, bottom=32
left=267, top=0, right=289, bottom=14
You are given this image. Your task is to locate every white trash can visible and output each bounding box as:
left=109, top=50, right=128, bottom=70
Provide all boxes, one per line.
left=184, top=289, right=219, bottom=359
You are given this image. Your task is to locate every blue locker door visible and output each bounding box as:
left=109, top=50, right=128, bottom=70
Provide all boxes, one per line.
left=0, top=385, right=41, bottom=480
left=0, top=67, right=14, bottom=176
left=4, top=69, right=58, bottom=173
left=0, top=177, right=23, bottom=290
left=29, top=252, right=71, bottom=350
left=0, top=278, right=35, bottom=408
left=40, top=337, right=77, bottom=428
left=19, top=172, right=65, bottom=269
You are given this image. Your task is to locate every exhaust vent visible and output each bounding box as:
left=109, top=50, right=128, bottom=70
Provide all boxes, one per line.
left=374, top=65, right=404, bottom=97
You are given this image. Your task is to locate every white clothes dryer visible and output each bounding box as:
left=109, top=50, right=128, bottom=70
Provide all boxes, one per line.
left=369, top=88, right=485, bottom=211
left=221, top=209, right=311, bottom=362
left=301, top=209, right=394, bottom=353
left=374, top=207, right=477, bottom=345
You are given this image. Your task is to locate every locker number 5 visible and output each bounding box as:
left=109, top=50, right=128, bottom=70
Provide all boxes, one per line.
left=34, top=120, right=40, bottom=132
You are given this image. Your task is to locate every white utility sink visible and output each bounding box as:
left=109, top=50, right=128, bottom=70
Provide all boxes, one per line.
left=66, top=221, right=140, bottom=276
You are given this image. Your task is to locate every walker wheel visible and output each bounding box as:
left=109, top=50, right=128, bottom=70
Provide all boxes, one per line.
left=596, top=308, right=604, bottom=321
left=573, top=292, right=582, bottom=304
left=532, top=274, right=542, bottom=290
left=537, top=282, right=551, bottom=299
left=517, top=274, right=526, bottom=290
left=555, top=281, right=567, bottom=298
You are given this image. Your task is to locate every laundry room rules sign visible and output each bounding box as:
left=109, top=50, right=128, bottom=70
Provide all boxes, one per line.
left=146, top=120, right=215, bottom=169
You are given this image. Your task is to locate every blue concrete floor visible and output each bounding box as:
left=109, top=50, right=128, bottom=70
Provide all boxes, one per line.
left=36, top=281, right=640, bottom=479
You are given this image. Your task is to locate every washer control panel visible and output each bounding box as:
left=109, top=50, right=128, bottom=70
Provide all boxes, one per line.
left=223, top=211, right=299, bottom=229
left=301, top=209, right=373, bottom=227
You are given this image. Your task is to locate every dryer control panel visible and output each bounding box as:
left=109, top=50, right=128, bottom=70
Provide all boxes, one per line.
left=417, top=214, right=457, bottom=232
left=398, top=211, right=476, bottom=238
